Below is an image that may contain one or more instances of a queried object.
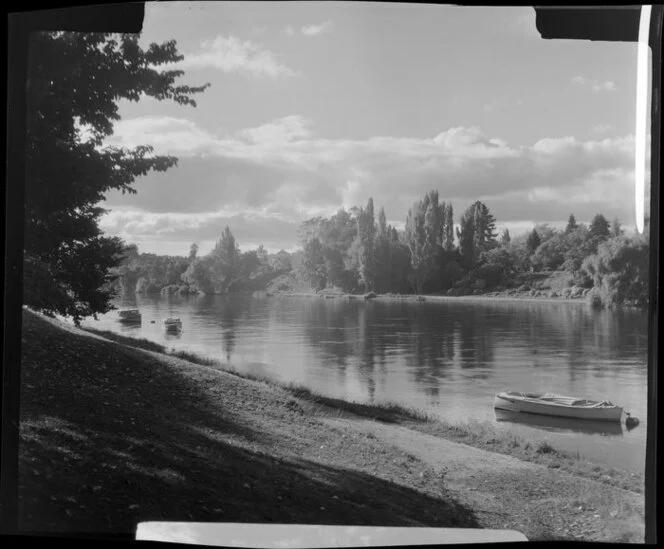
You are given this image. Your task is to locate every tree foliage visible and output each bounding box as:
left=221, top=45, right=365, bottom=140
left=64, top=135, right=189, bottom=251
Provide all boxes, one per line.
left=581, top=235, right=649, bottom=308
left=24, top=31, right=209, bottom=323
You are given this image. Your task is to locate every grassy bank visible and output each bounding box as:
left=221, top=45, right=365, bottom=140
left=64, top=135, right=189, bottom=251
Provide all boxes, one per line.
left=82, top=327, right=643, bottom=494
left=20, top=311, right=479, bottom=534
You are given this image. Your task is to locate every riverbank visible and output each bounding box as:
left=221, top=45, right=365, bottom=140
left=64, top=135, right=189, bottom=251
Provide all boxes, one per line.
left=19, top=310, right=644, bottom=541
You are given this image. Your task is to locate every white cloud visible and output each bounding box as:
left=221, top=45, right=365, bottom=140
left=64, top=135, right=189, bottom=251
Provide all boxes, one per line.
left=238, top=115, right=312, bottom=144
left=177, top=35, right=299, bottom=78
left=284, top=25, right=295, bottom=37
left=301, top=21, right=332, bottom=36
left=572, top=76, right=617, bottom=92
left=105, top=117, right=639, bottom=252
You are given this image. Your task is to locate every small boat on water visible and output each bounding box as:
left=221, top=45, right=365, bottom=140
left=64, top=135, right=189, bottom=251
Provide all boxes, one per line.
left=494, top=391, right=624, bottom=422
left=118, top=309, right=141, bottom=323
left=163, top=317, right=183, bottom=331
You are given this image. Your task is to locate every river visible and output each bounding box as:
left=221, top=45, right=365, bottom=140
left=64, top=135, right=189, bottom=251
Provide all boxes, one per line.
left=82, top=293, right=649, bottom=472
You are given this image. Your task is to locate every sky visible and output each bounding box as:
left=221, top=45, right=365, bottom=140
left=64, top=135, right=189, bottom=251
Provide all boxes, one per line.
left=97, top=2, right=647, bottom=256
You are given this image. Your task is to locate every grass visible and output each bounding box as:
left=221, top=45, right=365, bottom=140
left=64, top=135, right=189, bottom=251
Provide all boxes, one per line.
left=24, top=310, right=481, bottom=533
left=81, top=326, right=645, bottom=495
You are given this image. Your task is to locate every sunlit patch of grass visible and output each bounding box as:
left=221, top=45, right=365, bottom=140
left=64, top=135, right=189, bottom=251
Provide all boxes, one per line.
left=83, top=329, right=167, bottom=353
left=168, top=350, right=220, bottom=367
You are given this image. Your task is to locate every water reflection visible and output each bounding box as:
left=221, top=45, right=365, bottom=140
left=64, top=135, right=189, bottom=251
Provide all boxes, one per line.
left=493, top=408, right=624, bottom=436
left=89, top=295, right=648, bottom=471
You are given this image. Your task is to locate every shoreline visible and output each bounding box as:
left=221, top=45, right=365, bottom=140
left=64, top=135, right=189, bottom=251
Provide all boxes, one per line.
left=263, top=291, right=588, bottom=305
left=82, top=321, right=643, bottom=487
left=20, top=310, right=645, bottom=541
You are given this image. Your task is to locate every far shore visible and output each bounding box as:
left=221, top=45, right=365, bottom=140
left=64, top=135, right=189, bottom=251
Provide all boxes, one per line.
left=259, top=290, right=588, bottom=305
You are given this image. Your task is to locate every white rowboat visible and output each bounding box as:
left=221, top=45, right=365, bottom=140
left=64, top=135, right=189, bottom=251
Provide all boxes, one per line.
left=164, top=317, right=183, bottom=330
left=494, top=391, right=623, bottom=422
left=118, top=309, right=141, bottom=323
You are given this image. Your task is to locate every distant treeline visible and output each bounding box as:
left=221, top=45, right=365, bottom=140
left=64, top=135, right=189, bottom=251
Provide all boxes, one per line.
left=113, top=190, right=650, bottom=309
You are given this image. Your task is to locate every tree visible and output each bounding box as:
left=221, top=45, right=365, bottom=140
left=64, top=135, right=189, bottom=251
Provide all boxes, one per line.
left=589, top=213, right=611, bottom=244
left=210, top=226, right=240, bottom=293
left=23, top=31, right=209, bottom=324
left=301, top=238, right=327, bottom=291
left=456, top=208, right=476, bottom=267
left=270, top=250, right=292, bottom=273
left=531, top=232, right=566, bottom=271
left=405, top=192, right=443, bottom=293
left=526, top=229, right=541, bottom=254
left=442, top=202, right=455, bottom=252
left=561, top=225, right=595, bottom=284
left=500, top=228, right=511, bottom=246
left=188, top=243, right=199, bottom=261
left=456, top=201, right=497, bottom=267
left=581, top=236, right=649, bottom=308
left=182, top=256, right=215, bottom=294
left=374, top=207, right=391, bottom=293
left=565, top=214, right=579, bottom=234
left=611, top=217, right=623, bottom=237
left=356, top=197, right=377, bottom=291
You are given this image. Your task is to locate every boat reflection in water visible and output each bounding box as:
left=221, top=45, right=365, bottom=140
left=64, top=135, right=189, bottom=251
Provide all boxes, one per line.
left=493, top=408, right=625, bottom=436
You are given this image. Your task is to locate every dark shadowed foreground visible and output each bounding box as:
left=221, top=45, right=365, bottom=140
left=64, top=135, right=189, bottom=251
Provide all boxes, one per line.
left=19, top=310, right=644, bottom=542
left=19, top=310, right=478, bottom=533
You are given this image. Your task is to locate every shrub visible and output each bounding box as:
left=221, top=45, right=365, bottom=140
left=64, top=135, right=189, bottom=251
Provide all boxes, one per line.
left=586, top=287, right=603, bottom=309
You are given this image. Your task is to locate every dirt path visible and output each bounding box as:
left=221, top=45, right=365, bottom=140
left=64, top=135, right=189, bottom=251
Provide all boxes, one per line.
left=321, top=416, right=645, bottom=543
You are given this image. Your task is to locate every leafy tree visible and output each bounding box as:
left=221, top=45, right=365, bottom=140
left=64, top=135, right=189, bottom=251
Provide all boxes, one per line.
left=456, top=208, right=476, bottom=267
left=301, top=238, right=327, bottom=291
left=209, top=226, right=240, bottom=293
left=589, top=213, right=611, bottom=244
left=182, top=256, right=215, bottom=294
left=456, top=201, right=497, bottom=267
left=269, top=250, right=292, bottom=273
left=477, top=247, right=512, bottom=288
left=374, top=207, right=391, bottom=292
left=23, top=31, right=209, bottom=323
left=526, top=229, right=541, bottom=254
left=532, top=223, right=556, bottom=244
left=356, top=197, right=377, bottom=291
left=531, top=231, right=566, bottom=271
left=188, top=243, right=199, bottom=261
left=442, top=202, right=455, bottom=252
left=581, top=236, right=649, bottom=308
left=561, top=225, right=595, bottom=284
left=405, top=193, right=438, bottom=293
left=611, top=217, right=623, bottom=237
left=565, top=214, right=579, bottom=234
left=500, top=228, right=511, bottom=246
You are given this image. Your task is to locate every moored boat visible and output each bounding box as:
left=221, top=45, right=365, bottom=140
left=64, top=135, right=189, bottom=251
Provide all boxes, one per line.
left=163, top=317, right=183, bottom=331
left=494, top=391, right=623, bottom=422
left=118, top=309, right=141, bottom=323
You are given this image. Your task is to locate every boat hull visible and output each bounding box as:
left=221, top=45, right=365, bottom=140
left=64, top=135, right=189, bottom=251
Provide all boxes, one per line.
left=118, top=310, right=141, bottom=323
left=163, top=317, right=182, bottom=331
left=494, top=392, right=623, bottom=422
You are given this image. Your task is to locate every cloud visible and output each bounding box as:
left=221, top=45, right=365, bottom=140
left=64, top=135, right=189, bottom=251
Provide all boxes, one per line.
left=301, top=21, right=332, bottom=36
left=283, top=25, right=295, bottom=37
left=104, top=117, right=639, bottom=252
left=177, top=35, right=298, bottom=78
left=572, top=76, right=617, bottom=92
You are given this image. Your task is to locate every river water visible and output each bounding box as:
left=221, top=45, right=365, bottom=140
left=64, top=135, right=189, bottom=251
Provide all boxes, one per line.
left=82, top=293, right=649, bottom=472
